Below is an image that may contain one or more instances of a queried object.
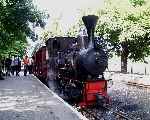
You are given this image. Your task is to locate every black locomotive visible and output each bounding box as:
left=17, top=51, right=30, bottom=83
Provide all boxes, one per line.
left=33, top=15, right=109, bottom=107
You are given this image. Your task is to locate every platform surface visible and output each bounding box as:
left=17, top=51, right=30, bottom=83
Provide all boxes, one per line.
left=0, top=75, right=87, bottom=120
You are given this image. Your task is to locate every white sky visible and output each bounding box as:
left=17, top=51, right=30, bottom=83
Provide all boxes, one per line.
left=27, top=0, right=104, bottom=56
left=33, top=0, right=104, bottom=32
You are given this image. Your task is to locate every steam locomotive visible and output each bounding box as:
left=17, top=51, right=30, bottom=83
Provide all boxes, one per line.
left=32, top=15, right=109, bottom=107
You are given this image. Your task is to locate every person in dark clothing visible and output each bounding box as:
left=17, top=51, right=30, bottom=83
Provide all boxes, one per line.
left=18, top=60, right=21, bottom=73
left=14, top=56, right=21, bottom=76
left=5, top=58, right=12, bottom=76
left=28, top=58, right=33, bottom=74
left=11, top=56, right=15, bottom=75
left=0, top=71, right=4, bottom=80
left=0, top=60, right=4, bottom=80
left=1, top=59, right=5, bottom=74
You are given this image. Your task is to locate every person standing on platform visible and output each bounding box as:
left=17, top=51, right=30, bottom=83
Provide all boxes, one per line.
left=11, top=56, right=15, bottom=75
left=18, top=58, right=21, bottom=73
left=5, top=57, right=12, bottom=76
left=28, top=57, right=33, bottom=74
left=1, top=58, right=5, bottom=75
left=0, top=60, right=4, bottom=80
left=23, top=55, right=29, bottom=76
left=14, top=56, right=20, bottom=76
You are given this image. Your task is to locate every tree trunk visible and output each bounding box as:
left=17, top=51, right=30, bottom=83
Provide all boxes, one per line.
left=121, top=52, right=128, bottom=73
left=121, top=42, right=129, bottom=73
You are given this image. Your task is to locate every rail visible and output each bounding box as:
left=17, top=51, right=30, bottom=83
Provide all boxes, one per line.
left=79, top=105, right=137, bottom=120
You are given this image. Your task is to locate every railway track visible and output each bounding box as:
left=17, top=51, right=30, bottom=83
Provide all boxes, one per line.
left=73, top=75, right=150, bottom=120
left=77, top=80, right=145, bottom=120
left=79, top=105, right=138, bottom=120
left=103, top=106, right=136, bottom=120
left=126, top=81, right=150, bottom=89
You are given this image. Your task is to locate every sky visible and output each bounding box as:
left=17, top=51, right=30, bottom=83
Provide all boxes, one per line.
left=33, top=0, right=104, bottom=32
left=27, top=0, right=104, bottom=56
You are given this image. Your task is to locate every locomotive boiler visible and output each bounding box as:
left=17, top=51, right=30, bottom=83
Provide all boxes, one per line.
left=33, top=15, right=109, bottom=107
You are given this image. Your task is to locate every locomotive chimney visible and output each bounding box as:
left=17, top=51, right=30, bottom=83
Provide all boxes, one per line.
left=82, top=15, right=98, bottom=49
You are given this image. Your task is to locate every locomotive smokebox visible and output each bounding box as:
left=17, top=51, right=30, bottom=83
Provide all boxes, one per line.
left=77, top=15, right=108, bottom=79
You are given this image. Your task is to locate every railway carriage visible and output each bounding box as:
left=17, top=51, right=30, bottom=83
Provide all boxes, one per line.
left=32, top=46, right=48, bottom=86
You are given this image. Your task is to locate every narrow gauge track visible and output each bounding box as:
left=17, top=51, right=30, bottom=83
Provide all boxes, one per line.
left=76, top=81, right=146, bottom=120
left=77, top=73, right=150, bottom=120
left=126, top=81, right=150, bottom=89
left=75, top=81, right=144, bottom=120
left=79, top=105, right=137, bottom=120
left=107, top=80, right=149, bottom=120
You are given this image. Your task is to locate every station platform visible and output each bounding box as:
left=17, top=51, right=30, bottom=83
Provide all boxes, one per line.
left=0, top=75, right=87, bottom=120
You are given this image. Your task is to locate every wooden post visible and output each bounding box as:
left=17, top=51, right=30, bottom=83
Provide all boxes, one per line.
left=145, top=66, right=147, bottom=75
left=131, top=66, right=133, bottom=74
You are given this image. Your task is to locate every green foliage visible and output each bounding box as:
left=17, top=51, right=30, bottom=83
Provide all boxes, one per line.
left=95, top=0, right=150, bottom=61
left=50, top=0, right=150, bottom=62
left=129, top=0, right=145, bottom=6
left=0, top=40, right=26, bottom=58
left=42, top=17, right=64, bottom=40
left=66, top=25, right=78, bottom=37
left=66, top=19, right=83, bottom=37
left=0, top=0, right=47, bottom=59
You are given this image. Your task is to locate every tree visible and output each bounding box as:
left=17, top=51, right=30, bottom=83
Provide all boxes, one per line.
left=66, top=9, right=95, bottom=37
left=42, top=17, right=64, bottom=41
left=52, top=0, right=150, bottom=73
left=0, top=0, right=47, bottom=59
left=0, top=0, right=48, bottom=78
left=95, top=0, right=150, bottom=73
left=66, top=19, right=84, bottom=37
